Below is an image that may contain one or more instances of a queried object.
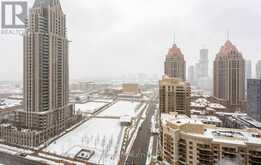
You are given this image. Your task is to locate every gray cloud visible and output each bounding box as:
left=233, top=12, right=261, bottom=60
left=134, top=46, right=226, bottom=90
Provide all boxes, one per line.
left=0, top=0, right=261, bottom=80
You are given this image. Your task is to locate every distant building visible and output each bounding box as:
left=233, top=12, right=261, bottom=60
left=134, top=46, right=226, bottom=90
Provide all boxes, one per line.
left=191, top=48, right=212, bottom=91
left=245, top=60, right=252, bottom=90
left=256, top=60, right=261, bottom=79
left=198, top=48, right=209, bottom=78
left=159, top=76, right=191, bottom=116
left=247, top=79, right=261, bottom=122
left=246, top=60, right=252, bottom=80
left=164, top=43, right=186, bottom=80
left=218, top=112, right=261, bottom=129
left=161, top=113, right=261, bottom=165
left=213, top=40, right=246, bottom=111
left=188, top=65, right=195, bottom=85
left=122, top=83, right=140, bottom=94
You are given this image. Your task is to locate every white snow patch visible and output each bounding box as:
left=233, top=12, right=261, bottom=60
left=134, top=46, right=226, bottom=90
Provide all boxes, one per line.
left=98, top=101, right=144, bottom=118
left=145, top=136, right=154, bottom=165
left=45, top=118, right=124, bottom=165
left=75, top=102, right=108, bottom=114
left=0, top=99, right=21, bottom=109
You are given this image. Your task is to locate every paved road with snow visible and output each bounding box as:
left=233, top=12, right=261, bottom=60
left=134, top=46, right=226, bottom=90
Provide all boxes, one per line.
left=0, top=151, right=45, bottom=165
left=125, top=100, right=156, bottom=165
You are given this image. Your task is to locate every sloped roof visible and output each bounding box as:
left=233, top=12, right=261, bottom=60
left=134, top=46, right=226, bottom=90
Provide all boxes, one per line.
left=218, top=40, right=239, bottom=56
left=167, top=44, right=184, bottom=58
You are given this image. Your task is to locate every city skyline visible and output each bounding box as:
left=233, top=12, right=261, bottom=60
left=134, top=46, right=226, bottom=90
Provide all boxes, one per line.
left=1, top=0, right=261, bottom=81
left=0, top=0, right=261, bottom=164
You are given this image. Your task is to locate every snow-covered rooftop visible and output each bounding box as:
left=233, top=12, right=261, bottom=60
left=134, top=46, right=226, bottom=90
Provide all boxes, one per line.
left=162, top=113, right=261, bottom=146
left=191, top=115, right=222, bottom=124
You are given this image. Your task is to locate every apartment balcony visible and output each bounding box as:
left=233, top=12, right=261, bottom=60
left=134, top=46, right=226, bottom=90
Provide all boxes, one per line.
left=178, top=158, right=186, bottom=165
left=222, top=152, right=237, bottom=159
left=197, top=159, right=213, bottom=165
left=250, top=151, right=261, bottom=158
left=197, top=147, right=212, bottom=152
left=249, top=156, right=261, bottom=164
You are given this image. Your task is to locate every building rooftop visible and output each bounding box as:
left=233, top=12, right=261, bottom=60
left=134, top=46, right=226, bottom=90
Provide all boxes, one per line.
left=190, top=98, right=226, bottom=109
left=162, top=113, right=261, bottom=147
left=191, top=115, right=222, bottom=124
left=166, top=44, right=184, bottom=58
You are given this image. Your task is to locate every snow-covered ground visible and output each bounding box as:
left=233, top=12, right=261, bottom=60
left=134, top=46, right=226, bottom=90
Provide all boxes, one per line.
left=45, top=118, right=124, bottom=165
left=0, top=144, right=33, bottom=155
left=25, top=155, right=61, bottom=165
left=75, top=102, right=108, bottom=114
left=0, top=99, right=22, bottom=109
left=98, top=101, right=144, bottom=118
left=93, top=98, right=114, bottom=103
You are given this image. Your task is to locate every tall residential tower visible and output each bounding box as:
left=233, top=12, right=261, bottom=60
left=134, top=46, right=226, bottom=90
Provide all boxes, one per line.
left=164, top=43, right=186, bottom=81
left=198, top=48, right=209, bottom=78
left=0, top=0, right=81, bottom=147
left=213, top=40, right=245, bottom=111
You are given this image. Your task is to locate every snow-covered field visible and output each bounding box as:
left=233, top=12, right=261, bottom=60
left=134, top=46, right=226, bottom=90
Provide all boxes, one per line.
left=45, top=118, right=124, bottom=165
left=0, top=99, right=22, bottom=109
left=75, top=102, right=108, bottom=114
left=93, top=98, right=114, bottom=103
left=98, top=101, right=144, bottom=118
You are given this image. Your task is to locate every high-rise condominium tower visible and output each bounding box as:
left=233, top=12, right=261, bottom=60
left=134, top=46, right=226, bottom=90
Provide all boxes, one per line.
left=256, top=60, right=261, bottom=79
left=159, top=76, right=191, bottom=116
left=0, top=0, right=80, bottom=148
left=188, top=65, right=195, bottom=85
left=213, top=40, right=245, bottom=111
left=247, top=79, right=261, bottom=122
left=23, top=0, right=71, bottom=130
left=198, top=48, right=209, bottom=78
left=164, top=43, right=186, bottom=81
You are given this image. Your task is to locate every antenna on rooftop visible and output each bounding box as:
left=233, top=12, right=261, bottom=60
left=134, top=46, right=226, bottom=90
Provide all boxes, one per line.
left=226, top=30, right=230, bottom=41
left=173, top=32, right=176, bottom=44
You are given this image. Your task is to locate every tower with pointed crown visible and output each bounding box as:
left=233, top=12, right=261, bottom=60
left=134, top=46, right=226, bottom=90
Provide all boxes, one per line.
left=164, top=43, right=186, bottom=81
left=213, top=40, right=246, bottom=111
left=0, top=0, right=81, bottom=148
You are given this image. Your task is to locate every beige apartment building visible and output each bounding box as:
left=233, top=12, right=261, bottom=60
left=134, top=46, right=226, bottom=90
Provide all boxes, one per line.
left=165, top=44, right=186, bottom=81
left=213, top=40, right=246, bottom=111
left=159, top=76, right=191, bottom=116
left=161, top=113, right=261, bottom=165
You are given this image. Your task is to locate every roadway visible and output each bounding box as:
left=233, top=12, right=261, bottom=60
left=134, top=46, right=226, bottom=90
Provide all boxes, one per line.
left=0, top=151, right=46, bottom=165
left=125, top=100, right=157, bottom=165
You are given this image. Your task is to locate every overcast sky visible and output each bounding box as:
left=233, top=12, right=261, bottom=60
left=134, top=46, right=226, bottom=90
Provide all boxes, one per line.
left=1, top=0, right=261, bottom=81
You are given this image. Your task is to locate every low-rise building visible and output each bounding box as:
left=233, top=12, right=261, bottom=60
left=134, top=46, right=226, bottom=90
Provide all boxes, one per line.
left=161, top=113, right=261, bottom=165
left=122, top=83, right=140, bottom=94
